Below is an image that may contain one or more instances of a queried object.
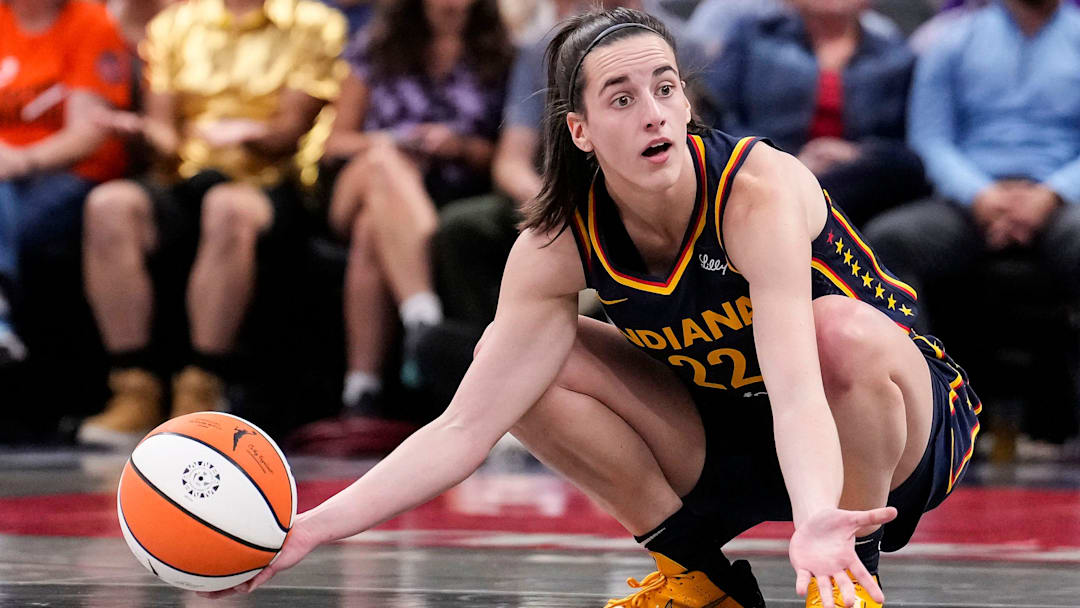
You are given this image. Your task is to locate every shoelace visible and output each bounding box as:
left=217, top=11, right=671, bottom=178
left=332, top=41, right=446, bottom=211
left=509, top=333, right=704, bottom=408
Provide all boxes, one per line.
left=604, top=570, right=670, bottom=608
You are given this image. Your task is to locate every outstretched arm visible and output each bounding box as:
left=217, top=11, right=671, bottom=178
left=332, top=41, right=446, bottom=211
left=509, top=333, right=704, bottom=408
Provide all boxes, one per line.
left=723, top=145, right=894, bottom=608
left=201, top=227, right=586, bottom=598
left=725, top=145, right=840, bottom=530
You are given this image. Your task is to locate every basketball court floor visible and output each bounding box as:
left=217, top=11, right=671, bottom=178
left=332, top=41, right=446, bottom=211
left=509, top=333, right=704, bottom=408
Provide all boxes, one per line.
left=2, top=442, right=1080, bottom=607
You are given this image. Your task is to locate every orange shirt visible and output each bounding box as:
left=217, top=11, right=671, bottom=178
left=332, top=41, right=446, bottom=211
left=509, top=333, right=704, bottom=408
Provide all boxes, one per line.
left=0, top=1, right=131, bottom=182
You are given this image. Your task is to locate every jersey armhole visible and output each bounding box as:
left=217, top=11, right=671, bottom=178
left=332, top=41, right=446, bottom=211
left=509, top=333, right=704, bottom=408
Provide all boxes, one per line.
left=568, top=210, right=594, bottom=288
left=714, top=136, right=766, bottom=274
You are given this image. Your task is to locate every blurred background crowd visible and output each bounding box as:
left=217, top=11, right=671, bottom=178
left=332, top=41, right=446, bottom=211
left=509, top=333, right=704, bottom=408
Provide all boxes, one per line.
left=0, top=0, right=1077, bottom=464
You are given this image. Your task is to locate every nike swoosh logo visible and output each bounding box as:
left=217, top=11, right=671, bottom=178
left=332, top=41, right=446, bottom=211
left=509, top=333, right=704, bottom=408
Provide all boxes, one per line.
left=597, top=296, right=628, bottom=305
left=639, top=527, right=666, bottom=545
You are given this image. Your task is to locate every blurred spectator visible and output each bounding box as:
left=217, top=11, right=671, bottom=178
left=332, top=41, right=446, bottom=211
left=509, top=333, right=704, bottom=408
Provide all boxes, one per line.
left=706, top=0, right=927, bottom=227
left=864, top=0, right=1080, bottom=305
left=105, top=0, right=175, bottom=47
left=909, top=0, right=989, bottom=54
left=77, top=0, right=347, bottom=448
left=0, top=0, right=131, bottom=365
left=323, top=0, right=511, bottom=414
left=686, top=0, right=901, bottom=62
left=914, top=1, right=1077, bottom=55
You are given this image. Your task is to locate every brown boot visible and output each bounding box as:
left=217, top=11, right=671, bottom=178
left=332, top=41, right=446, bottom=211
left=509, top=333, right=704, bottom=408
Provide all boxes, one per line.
left=171, top=365, right=226, bottom=418
left=77, top=369, right=163, bottom=449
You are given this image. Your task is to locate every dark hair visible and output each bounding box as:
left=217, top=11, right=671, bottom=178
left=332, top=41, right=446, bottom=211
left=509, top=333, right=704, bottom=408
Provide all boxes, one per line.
left=364, top=0, right=513, bottom=84
left=520, top=7, right=708, bottom=236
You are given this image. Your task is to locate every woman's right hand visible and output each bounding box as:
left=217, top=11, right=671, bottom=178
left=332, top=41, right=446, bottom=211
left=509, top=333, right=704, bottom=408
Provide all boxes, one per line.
left=196, top=511, right=324, bottom=599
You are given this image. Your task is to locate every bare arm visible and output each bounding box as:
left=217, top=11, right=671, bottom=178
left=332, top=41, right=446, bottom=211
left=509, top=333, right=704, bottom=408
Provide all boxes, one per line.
left=492, top=126, right=542, bottom=207
left=722, top=145, right=840, bottom=527
left=724, top=146, right=894, bottom=605
left=300, top=228, right=585, bottom=543
left=244, top=89, right=326, bottom=159
left=22, top=91, right=111, bottom=173
left=324, top=72, right=380, bottom=159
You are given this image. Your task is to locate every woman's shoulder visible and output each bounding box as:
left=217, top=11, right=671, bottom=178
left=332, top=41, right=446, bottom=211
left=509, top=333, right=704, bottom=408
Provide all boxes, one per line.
left=694, top=128, right=773, bottom=172
left=504, top=227, right=587, bottom=296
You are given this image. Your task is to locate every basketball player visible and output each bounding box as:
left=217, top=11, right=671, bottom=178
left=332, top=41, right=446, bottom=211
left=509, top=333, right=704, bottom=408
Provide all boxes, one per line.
left=202, top=8, right=979, bottom=608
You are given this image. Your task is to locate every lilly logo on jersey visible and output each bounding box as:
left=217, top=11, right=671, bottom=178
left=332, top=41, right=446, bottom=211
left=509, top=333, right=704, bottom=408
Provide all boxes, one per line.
left=698, top=253, right=727, bottom=273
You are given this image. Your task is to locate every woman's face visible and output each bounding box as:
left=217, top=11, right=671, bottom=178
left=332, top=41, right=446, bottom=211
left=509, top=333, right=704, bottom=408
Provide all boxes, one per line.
left=567, top=34, right=692, bottom=196
left=423, top=0, right=475, bottom=35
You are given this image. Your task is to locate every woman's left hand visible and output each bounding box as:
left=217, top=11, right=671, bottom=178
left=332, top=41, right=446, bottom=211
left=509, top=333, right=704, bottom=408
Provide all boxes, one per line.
left=788, top=506, right=897, bottom=608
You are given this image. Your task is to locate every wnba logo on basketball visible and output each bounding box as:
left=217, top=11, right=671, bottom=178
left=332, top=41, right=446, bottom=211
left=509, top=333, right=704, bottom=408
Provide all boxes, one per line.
left=181, top=460, right=220, bottom=500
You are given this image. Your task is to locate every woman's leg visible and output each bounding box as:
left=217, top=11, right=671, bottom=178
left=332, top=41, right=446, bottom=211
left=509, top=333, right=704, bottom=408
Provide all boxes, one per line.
left=334, top=143, right=442, bottom=387
left=342, top=206, right=396, bottom=407
left=332, top=152, right=405, bottom=406
left=361, top=144, right=440, bottom=309
left=499, top=315, right=705, bottom=535
left=490, top=316, right=765, bottom=606
left=329, top=143, right=441, bottom=308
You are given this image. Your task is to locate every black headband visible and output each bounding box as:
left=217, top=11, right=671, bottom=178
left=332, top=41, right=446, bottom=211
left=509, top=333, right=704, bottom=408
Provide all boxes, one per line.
left=567, top=22, right=663, bottom=112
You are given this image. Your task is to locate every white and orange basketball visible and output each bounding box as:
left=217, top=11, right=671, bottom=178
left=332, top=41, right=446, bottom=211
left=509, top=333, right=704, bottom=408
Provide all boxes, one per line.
left=116, top=412, right=296, bottom=592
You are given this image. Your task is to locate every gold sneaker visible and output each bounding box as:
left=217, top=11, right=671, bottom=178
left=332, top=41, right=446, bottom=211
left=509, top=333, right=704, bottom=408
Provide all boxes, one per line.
left=171, top=365, right=226, bottom=418
left=604, top=553, right=760, bottom=608
left=806, top=572, right=883, bottom=608
left=77, top=368, right=163, bottom=449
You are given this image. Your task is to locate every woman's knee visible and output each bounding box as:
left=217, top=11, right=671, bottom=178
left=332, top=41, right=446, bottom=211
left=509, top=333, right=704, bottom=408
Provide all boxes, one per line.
left=814, top=296, right=896, bottom=395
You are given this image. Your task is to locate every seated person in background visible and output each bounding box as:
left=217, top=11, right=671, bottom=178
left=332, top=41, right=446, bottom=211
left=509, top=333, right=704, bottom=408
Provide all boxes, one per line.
left=0, top=0, right=131, bottom=365
left=863, top=0, right=1080, bottom=305
left=323, top=0, right=511, bottom=414
left=706, top=0, right=928, bottom=229
left=77, top=0, right=346, bottom=448
left=685, top=0, right=902, bottom=61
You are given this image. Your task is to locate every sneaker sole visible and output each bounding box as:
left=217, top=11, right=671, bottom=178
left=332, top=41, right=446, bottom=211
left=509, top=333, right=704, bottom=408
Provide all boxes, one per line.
left=76, top=423, right=148, bottom=451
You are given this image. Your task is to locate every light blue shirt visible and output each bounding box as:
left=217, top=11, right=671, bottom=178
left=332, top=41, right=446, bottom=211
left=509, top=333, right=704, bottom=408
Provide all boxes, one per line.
left=908, top=1, right=1080, bottom=205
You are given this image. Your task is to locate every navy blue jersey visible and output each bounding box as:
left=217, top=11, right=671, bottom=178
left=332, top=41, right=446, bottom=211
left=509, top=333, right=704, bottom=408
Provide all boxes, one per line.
left=567, top=129, right=980, bottom=536
left=568, top=130, right=921, bottom=403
